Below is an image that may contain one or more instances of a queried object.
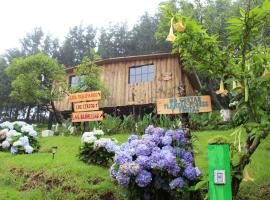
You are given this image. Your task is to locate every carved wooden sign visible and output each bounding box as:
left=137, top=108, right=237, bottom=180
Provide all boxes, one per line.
left=74, top=101, right=99, bottom=112
left=162, top=72, right=172, bottom=81
left=70, top=91, right=103, bottom=122
left=71, top=111, right=103, bottom=122
left=157, top=95, right=212, bottom=114
left=69, top=91, right=101, bottom=103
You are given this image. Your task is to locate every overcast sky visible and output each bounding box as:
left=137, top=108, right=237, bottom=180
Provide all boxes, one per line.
left=0, top=0, right=162, bottom=55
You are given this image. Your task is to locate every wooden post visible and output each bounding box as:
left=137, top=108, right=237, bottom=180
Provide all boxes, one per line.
left=208, top=144, right=232, bottom=200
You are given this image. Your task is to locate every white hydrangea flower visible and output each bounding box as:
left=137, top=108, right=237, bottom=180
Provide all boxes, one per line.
left=13, top=121, right=27, bottom=127
left=19, top=136, right=29, bottom=146
left=0, top=121, right=13, bottom=130
left=1, top=140, right=10, bottom=149
left=29, top=130, right=37, bottom=138
left=93, top=129, right=104, bottom=136
left=24, top=145, right=34, bottom=154
left=7, top=130, right=21, bottom=138
left=93, top=138, right=111, bottom=150
left=21, top=125, right=34, bottom=133
left=13, top=140, right=23, bottom=147
left=81, top=132, right=97, bottom=143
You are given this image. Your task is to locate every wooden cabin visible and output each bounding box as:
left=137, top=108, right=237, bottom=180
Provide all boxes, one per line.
left=54, top=53, right=201, bottom=115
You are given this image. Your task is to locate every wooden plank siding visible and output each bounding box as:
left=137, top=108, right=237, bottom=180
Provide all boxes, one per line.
left=54, top=53, right=198, bottom=111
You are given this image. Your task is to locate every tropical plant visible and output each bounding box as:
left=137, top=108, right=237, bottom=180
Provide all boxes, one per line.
left=160, top=0, right=270, bottom=196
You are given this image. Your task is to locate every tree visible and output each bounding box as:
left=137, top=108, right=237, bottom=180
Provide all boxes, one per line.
left=98, top=22, right=132, bottom=59
left=71, top=53, right=107, bottom=96
left=5, top=53, right=66, bottom=124
left=160, top=0, right=270, bottom=197
left=59, top=25, right=97, bottom=67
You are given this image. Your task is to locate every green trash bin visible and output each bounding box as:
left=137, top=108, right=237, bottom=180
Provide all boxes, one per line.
left=208, top=144, right=232, bottom=200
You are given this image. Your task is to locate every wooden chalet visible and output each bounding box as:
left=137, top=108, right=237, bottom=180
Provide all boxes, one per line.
left=54, top=53, right=201, bottom=115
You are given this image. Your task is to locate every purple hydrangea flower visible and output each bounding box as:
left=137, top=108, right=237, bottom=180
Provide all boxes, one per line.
left=173, top=130, right=186, bottom=145
left=116, top=174, right=130, bottom=186
left=135, top=144, right=151, bottom=156
left=1, top=140, right=10, bottom=149
left=154, top=127, right=165, bottom=137
left=136, top=155, right=150, bottom=169
left=183, top=166, right=197, bottom=180
left=128, top=134, right=138, bottom=142
left=119, top=161, right=141, bottom=176
left=169, top=177, right=185, bottom=190
left=145, top=125, right=155, bottom=135
left=110, top=164, right=118, bottom=178
left=161, top=135, right=172, bottom=146
left=105, top=141, right=116, bottom=152
left=115, top=151, right=132, bottom=165
left=181, top=150, right=194, bottom=164
left=135, top=170, right=152, bottom=187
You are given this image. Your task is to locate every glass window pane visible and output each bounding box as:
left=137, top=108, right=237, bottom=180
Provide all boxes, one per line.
left=148, top=73, right=154, bottom=81
left=130, top=68, right=136, bottom=75
left=142, top=74, right=148, bottom=82
left=148, top=64, right=154, bottom=73
left=135, top=67, right=141, bottom=75
left=142, top=65, right=148, bottom=74
left=136, top=75, right=142, bottom=83
left=129, top=75, right=135, bottom=83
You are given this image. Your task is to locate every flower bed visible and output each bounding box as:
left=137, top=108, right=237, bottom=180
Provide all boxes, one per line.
left=110, top=125, right=202, bottom=199
left=0, top=121, right=39, bottom=154
left=79, top=129, right=118, bottom=166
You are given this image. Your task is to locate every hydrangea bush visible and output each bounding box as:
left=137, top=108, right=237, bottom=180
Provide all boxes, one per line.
left=0, top=121, right=39, bottom=154
left=79, top=129, right=118, bottom=166
left=110, top=125, right=202, bottom=199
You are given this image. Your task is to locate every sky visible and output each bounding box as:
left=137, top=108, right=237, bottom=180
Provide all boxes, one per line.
left=0, top=0, right=162, bottom=55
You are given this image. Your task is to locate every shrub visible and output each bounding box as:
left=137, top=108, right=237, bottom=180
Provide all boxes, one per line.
left=121, top=115, right=136, bottom=133
left=110, top=125, right=202, bottom=199
left=136, top=114, right=157, bottom=134
left=79, top=129, right=118, bottom=166
left=0, top=121, right=40, bottom=154
left=101, top=114, right=122, bottom=134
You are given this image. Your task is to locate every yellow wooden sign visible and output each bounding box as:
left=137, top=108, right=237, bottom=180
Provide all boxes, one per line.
left=69, top=91, right=101, bottom=102
left=71, top=111, right=103, bottom=122
left=74, top=101, right=99, bottom=112
left=157, top=95, right=212, bottom=114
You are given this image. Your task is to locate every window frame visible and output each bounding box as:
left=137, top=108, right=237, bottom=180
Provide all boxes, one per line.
left=128, top=64, right=155, bottom=84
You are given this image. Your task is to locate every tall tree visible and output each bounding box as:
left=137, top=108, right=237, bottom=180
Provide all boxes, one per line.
left=5, top=53, right=66, bottom=123
left=59, top=25, right=97, bottom=67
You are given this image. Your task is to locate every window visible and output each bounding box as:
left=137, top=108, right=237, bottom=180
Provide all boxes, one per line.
left=129, top=64, right=155, bottom=84
left=69, top=75, right=79, bottom=87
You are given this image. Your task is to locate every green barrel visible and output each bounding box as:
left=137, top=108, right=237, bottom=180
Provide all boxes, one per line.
left=208, top=144, right=232, bottom=200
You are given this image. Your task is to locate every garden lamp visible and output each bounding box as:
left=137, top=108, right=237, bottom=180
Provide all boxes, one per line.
left=51, top=146, right=58, bottom=159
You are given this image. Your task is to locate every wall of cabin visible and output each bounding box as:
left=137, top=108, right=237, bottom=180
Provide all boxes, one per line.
left=54, top=56, right=195, bottom=111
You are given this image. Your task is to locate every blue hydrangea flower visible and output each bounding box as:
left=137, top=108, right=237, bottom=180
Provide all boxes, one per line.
left=135, top=170, right=152, bottom=187
left=19, top=136, right=29, bottom=146
left=145, top=125, right=155, bottom=135
left=161, top=135, right=172, bottom=146
left=105, top=141, right=117, bottom=152
left=136, top=155, right=150, bottom=169
left=115, top=151, right=132, bottom=165
left=183, top=166, right=197, bottom=180
left=110, top=164, right=118, bottom=178
left=135, top=144, right=151, bottom=156
left=128, top=134, right=138, bottom=142
left=116, top=174, right=130, bottom=186
left=169, top=177, right=185, bottom=190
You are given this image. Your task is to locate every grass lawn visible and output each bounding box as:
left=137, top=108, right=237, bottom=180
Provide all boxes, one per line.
left=0, top=130, right=269, bottom=200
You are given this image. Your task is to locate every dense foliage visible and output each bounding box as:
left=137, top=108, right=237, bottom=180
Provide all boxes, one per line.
left=110, top=125, right=202, bottom=200
left=160, top=0, right=270, bottom=196
left=0, top=121, right=39, bottom=154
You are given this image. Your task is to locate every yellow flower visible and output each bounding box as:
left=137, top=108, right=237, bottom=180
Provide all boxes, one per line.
left=243, top=167, right=254, bottom=182
left=174, top=21, right=186, bottom=32
left=262, top=69, right=270, bottom=78
left=216, top=80, right=228, bottom=95
left=232, top=80, right=243, bottom=91
left=166, top=18, right=176, bottom=42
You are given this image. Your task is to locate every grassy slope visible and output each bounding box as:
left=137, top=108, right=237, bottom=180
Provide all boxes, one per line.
left=0, top=130, right=269, bottom=200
